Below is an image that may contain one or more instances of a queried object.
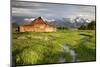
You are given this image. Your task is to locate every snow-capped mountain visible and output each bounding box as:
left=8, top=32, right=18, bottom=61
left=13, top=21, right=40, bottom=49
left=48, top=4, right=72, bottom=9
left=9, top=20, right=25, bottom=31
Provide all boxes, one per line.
left=12, top=16, right=92, bottom=28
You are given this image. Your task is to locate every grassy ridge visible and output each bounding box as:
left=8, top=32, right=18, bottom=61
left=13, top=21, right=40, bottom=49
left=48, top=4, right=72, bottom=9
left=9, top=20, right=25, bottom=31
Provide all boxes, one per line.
left=12, top=30, right=96, bottom=65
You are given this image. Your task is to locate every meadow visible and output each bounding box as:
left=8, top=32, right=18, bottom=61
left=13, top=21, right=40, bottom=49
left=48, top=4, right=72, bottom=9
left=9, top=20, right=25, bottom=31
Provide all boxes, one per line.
left=12, top=29, right=96, bottom=65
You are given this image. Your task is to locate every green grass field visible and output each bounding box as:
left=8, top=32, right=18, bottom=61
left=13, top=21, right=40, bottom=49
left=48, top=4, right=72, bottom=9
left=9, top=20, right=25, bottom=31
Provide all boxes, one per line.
left=12, top=29, right=96, bottom=65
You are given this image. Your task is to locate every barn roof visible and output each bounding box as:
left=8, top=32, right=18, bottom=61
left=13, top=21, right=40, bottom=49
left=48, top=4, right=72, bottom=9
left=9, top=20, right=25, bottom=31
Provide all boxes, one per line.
left=31, top=16, right=48, bottom=25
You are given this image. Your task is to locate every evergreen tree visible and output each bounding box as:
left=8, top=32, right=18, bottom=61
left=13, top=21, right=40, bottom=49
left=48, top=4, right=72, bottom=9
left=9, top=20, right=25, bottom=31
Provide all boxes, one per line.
left=87, top=21, right=96, bottom=30
left=78, top=21, right=96, bottom=30
left=78, top=25, right=86, bottom=30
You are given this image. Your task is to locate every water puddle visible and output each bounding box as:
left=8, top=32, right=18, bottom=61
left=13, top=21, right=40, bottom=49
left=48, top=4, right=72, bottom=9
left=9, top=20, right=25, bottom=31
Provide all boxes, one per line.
left=58, top=35, right=92, bottom=63
left=59, top=44, right=76, bottom=63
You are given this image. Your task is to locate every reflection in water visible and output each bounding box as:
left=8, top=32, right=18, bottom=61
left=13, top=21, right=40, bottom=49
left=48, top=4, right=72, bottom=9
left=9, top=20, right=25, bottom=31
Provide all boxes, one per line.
left=59, top=56, right=66, bottom=63
left=70, top=49, right=76, bottom=62
left=59, top=44, right=76, bottom=62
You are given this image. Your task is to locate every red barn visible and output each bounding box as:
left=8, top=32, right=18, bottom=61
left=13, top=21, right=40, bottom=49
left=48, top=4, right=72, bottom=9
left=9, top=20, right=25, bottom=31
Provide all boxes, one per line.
left=18, top=17, right=56, bottom=32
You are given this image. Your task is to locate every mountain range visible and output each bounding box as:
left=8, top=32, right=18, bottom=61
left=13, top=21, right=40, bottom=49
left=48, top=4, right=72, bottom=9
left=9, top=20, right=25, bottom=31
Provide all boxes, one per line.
left=12, top=16, right=92, bottom=28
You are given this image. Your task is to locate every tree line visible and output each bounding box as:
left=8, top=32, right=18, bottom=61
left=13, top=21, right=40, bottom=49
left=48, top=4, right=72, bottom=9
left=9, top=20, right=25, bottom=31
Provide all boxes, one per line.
left=78, top=21, right=96, bottom=30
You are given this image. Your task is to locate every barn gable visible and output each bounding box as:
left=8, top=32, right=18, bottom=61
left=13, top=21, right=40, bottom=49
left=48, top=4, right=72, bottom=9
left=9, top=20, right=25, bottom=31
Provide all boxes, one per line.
left=31, top=17, right=47, bottom=25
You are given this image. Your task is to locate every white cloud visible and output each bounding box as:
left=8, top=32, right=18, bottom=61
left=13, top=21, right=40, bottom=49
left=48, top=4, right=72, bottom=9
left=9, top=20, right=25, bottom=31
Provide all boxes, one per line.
left=24, top=18, right=35, bottom=22
left=44, top=19, right=55, bottom=22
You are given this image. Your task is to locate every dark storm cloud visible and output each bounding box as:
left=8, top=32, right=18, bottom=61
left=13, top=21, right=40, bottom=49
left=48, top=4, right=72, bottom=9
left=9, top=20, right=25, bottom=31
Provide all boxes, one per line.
left=12, top=1, right=95, bottom=20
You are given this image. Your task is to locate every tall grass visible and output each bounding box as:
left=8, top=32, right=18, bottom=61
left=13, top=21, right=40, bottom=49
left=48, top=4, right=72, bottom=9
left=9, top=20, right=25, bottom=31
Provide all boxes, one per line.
left=12, top=30, right=96, bottom=65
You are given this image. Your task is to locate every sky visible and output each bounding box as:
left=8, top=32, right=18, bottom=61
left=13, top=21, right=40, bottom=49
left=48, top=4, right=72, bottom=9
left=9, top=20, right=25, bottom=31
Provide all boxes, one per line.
left=12, top=0, right=96, bottom=21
